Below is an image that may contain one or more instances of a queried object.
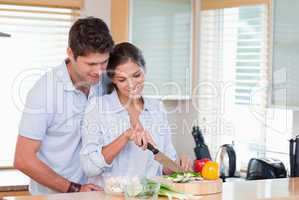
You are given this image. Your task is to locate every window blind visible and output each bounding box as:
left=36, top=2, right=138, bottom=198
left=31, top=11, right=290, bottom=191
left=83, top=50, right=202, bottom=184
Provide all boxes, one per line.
left=130, top=0, right=192, bottom=99
left=198, top=4, right=270, bottom=164
left=0, top=4, right=78, bottom=167
left=272, top=0, right=299, bottom=108
left=235, top=6, right=268, bottom=105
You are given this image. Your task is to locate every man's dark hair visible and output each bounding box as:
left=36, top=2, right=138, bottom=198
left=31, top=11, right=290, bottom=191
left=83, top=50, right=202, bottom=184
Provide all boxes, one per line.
left=68, top=17, right=114, bottom=59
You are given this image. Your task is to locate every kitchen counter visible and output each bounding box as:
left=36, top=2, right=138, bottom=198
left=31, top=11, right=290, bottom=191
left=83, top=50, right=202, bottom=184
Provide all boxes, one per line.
left=3, top=178, right=299, bottom=200
left=0, top=170, right=29, bottom=192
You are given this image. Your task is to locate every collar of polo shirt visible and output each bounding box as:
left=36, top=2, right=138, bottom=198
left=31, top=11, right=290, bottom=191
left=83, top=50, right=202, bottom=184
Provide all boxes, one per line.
left=109, top=89, right=158, bottom=114
left=56, top=59, right=102, bottom=97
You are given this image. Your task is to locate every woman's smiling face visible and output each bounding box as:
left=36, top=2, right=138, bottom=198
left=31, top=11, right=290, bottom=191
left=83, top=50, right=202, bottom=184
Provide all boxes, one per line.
left=111, top=59, right=145, bottom=99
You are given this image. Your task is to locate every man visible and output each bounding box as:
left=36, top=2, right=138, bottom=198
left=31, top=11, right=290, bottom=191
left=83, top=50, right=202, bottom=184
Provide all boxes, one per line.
left=14, top=17, right=114, bottom=195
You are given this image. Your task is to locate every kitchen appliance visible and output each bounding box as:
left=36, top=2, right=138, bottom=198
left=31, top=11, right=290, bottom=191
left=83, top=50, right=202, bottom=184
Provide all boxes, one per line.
left=246, top=158, right=287, bottom=180
left=215, top=144, right=236, bottom=179
left=191, top=126, right=211, bottom=160
left=289, top=136, right=299, bottom=177
left=147, top=143, right=181, bottom=172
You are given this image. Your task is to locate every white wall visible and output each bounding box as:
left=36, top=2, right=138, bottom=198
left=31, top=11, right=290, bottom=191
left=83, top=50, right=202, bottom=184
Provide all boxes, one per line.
left=164, top=100, right=197, bottom=159
left=293, top=112, right=299, bottom=136
left=81, top=0, right=111, bottom=27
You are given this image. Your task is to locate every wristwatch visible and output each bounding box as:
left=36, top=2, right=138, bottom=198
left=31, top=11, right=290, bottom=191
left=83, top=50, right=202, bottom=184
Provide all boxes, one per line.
left=67, top=182, right=82, bottom=193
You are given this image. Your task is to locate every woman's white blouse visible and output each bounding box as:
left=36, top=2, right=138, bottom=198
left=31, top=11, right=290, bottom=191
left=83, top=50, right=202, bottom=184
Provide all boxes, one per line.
left=80, top=90, right=177, bottom=186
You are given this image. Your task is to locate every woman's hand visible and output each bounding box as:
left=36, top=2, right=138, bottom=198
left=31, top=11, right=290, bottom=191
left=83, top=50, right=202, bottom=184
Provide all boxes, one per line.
left=176, top=155, right=193, bottom=172
left=124, top=123, right=157, bottom=150
left=163, top=155, right=193, bottom=174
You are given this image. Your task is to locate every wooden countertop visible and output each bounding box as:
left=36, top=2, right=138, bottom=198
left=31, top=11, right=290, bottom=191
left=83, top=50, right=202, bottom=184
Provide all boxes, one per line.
left=0, top=170, right=29, bottom=192
left=3, top=178, right=299, bottom=200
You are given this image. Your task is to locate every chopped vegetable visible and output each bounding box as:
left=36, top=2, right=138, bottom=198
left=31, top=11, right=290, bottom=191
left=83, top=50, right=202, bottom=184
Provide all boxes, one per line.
left=124, top=178, right=160, bottom=199
left=125, top=182, right=143, bottom=196
left=158, top=182, right=200, bottom=200
left=105, top=176, right=202, bottom=199
left=166, top=172, right=203, bottom=183
left=104, top=176, right=129, bottom=194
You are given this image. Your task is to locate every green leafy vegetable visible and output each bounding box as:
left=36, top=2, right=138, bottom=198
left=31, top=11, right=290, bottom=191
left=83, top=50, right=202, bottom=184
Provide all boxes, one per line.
left=166, top=172, right=202, bottom=183
left=140, top=179, right=200, bottom=200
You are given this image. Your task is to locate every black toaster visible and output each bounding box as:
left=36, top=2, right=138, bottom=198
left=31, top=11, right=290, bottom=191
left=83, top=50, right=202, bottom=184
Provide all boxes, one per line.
left=246, top=158, right=287, bottom=180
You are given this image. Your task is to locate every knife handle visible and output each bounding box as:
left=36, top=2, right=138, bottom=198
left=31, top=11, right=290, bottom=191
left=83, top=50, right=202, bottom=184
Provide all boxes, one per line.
left=147, top=143, right=159, bottom=155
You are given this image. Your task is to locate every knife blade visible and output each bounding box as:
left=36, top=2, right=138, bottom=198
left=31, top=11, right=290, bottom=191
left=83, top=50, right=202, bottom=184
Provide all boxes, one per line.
left=147, top=142, right=182, bottom=172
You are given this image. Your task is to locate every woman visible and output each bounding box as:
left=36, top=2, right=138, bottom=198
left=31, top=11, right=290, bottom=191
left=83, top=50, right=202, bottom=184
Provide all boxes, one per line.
left=80, top=42, right=192, bottom=186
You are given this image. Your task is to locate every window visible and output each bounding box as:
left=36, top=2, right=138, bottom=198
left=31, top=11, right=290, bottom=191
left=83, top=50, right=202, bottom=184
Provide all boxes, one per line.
left=272, top=0, right=299, bottom=108
left=130, top=0, right=192, bottom=99
left=198, top=3, right=292, bottom=170
left=0, top=4, right=78, bottom=167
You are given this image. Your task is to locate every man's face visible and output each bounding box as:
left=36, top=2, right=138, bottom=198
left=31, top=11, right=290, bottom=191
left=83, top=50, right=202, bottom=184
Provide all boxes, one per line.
left=68, top=48, right=110, bottom=86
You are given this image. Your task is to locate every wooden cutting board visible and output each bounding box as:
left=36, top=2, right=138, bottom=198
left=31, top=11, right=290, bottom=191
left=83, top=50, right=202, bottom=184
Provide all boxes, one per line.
left=154, top=176, right=223, bottom=196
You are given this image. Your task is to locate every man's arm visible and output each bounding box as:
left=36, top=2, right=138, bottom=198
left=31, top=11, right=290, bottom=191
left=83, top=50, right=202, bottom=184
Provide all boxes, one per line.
left=14, top=135, right=70, bottom=192
left=14, top=135, right=101, bottom=193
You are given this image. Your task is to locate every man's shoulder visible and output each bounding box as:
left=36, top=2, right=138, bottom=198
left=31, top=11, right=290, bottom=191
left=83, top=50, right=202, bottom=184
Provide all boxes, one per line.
left=29, top=63, right=66, bottom=94
left=25, top=63, right=67, bottom=111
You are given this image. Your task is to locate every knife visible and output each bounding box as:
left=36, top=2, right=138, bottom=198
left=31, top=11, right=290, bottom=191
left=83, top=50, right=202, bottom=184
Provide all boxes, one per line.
left=147, top=142, right=182, bottom=172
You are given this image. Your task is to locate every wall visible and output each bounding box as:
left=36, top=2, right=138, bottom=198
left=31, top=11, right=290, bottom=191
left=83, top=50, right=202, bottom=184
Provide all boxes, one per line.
left=293, top=112, right=299, bottom=136
left=164, top=100, right=198, bottom=159
left=80, top=0, right=111, bottom=27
